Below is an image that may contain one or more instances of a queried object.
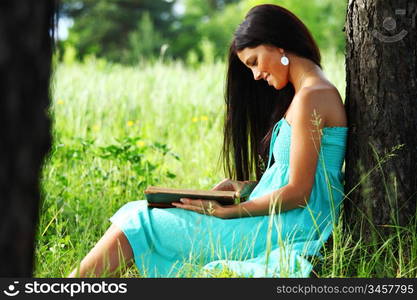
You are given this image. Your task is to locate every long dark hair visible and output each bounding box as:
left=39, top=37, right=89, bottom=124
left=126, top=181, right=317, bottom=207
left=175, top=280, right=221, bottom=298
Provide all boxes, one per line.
left=221, top=4, right=322, bottom=181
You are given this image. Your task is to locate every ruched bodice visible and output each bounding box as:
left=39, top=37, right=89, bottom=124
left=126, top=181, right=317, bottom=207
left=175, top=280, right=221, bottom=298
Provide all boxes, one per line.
left=273, top=118, right=347, bottom=171
left=249, top=117, right=348, bottom=201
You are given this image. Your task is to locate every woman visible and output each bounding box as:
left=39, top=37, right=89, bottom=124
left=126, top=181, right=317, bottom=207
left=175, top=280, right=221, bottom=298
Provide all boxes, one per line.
left=69, top=4, right=348, bottom=278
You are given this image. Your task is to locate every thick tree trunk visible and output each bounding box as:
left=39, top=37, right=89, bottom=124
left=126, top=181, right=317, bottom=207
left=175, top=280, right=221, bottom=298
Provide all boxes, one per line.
left=344, top=0, right=417, bottom=240
left=0, top=1, right=55, bottom=276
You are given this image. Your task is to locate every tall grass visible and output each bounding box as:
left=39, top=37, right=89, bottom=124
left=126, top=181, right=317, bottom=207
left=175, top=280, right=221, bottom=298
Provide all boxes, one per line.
left=34, top=51, right=416, bottom=277
left=37, top=57, right=230, bottom=277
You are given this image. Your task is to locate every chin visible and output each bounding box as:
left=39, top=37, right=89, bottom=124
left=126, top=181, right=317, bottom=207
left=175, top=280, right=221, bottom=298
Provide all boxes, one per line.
left=269, top=78, right=284, bottom=90
left=271, top=83, right=282, bottom=90
left=275, top=81, right=289, bottom=90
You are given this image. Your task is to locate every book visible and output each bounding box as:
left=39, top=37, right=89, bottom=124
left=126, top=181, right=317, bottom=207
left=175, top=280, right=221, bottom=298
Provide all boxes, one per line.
left=144, top=182, right=257, bottom=208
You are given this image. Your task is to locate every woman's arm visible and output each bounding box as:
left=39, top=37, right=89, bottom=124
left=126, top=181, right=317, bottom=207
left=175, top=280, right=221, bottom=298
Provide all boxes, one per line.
left=222, top=91, right=329, bottom=218
left=172, top=184, right=308, bottom=219
left=221, top=183, right=309, bottom=218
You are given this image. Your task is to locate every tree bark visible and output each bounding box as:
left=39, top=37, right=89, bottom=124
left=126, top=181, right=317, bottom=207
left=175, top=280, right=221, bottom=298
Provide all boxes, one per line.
left=0, top=1, right=55, bottom=276
left=344, top=0, right=417, bottom=240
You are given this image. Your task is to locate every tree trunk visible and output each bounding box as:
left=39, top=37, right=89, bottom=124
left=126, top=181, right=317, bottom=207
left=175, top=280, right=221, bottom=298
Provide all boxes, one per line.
left=0, top=1, right=55, bottom=276
left=344, top=0, right=417, bottom=240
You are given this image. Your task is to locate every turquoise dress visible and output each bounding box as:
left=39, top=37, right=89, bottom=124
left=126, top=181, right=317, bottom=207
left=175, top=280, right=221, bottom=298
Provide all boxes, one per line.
left=109, top=117, right=348, bottom=277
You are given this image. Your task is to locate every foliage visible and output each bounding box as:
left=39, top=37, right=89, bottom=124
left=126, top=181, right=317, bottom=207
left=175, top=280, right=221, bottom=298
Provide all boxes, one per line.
left=195, top=1, right=246, bottom=61
left=60, top=0, right=175, bottom=63
left=59, top=0, right=347, bottom=65
left=127, top=11, right=165, bottom=64
left=195, top=0, right=347, bottom=61
left=167, top=0, right=241, bottom=61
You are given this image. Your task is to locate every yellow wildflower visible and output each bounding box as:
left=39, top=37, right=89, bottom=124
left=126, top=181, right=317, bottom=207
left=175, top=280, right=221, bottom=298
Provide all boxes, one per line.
left=192, top=117, right=199, bottom=123
left=200, top=115, right=208, bottom=121
left=57, top=99, right=64, bottom=105
left=136, top=141, right=145, bottom=147
left=127, top=120, right=134, bottom=127
left=92, top=124, right=100, bottom=132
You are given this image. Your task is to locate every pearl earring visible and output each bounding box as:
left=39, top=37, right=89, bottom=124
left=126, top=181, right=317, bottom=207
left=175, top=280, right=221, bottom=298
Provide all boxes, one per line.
left=281, top=53, right=289, bottom=66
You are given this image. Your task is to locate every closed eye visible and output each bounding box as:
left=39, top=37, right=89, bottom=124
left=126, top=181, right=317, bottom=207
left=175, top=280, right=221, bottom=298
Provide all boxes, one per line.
left=244, top=56, right=257, bottom=68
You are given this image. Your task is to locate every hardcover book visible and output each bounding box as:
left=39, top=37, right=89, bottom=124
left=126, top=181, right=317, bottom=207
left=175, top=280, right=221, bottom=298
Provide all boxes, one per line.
left=144, top=181, right=257, bottom=208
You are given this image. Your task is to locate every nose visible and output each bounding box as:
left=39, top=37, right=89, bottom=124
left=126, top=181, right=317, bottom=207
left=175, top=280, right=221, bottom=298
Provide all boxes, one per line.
left=253, top=69, right=263, bottom=80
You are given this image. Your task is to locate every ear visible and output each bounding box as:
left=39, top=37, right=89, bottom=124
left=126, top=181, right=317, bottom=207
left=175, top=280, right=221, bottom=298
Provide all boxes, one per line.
left=278, top=48, right=284, bottom=54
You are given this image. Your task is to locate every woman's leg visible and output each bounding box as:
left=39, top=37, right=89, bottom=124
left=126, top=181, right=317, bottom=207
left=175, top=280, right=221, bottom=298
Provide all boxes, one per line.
left=68, top=224, right=134, bottom=278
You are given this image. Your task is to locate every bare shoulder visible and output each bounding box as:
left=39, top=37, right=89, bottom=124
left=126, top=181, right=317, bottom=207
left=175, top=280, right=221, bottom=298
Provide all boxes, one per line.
left=292, top=84, right=347, bottom=128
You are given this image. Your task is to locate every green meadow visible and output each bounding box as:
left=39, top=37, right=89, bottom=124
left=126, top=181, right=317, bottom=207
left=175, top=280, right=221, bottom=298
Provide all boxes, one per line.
left=34, top=51, right=416, bottom=278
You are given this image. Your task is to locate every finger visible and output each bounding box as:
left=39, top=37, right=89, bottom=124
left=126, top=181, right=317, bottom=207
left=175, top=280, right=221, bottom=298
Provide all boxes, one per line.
left=212, top=179, right=232, bottom=191
left=211, top=183, right=221, bottom=190
left=211, top=180, right=223, bottom=190
left=178, top=199, right=217, bottom=214
left=173, top=202, right=217, bottom=216
left=214, top=178, right=229, bottom=188
left=198, top=200, right=216, bottom=211
left=181, top=198, right=205, bottom=208
left=173, top=203, right=205, bottom=214
left=231, top=181, right=245, bottom=192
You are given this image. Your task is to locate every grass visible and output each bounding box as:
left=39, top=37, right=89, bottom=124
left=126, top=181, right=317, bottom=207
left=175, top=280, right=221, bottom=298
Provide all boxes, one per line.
left=34, top=51, right=416, bottom=278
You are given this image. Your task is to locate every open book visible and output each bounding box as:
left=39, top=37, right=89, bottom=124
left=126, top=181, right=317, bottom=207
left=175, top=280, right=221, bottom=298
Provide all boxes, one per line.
left=145, top=181, right=258, bottom=208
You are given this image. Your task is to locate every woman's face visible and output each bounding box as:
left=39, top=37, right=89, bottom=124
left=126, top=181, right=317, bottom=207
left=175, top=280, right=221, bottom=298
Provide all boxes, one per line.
left=237, top=44, right=289, bottom=90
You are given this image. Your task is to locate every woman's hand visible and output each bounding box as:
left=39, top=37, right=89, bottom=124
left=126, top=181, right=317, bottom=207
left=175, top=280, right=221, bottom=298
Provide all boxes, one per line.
left=172, top=179, right=258, bottom=218
left=172, top=198, right=233, bottom=219
left=211, top=178, right=251, bottom=192
left=211, top=178, right=238, bottom=191
left=211, top=178, right=258, bottom=198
